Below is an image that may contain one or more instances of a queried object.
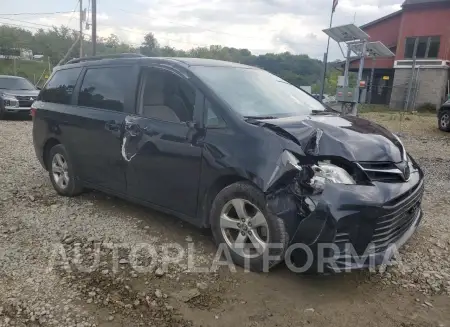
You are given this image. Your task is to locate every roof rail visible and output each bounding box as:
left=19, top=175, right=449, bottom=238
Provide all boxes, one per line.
left=66, top=53, right=145, bottom=65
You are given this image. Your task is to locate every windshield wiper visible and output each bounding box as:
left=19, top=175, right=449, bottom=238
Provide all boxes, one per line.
left=244, top=115, right=278, bottom=120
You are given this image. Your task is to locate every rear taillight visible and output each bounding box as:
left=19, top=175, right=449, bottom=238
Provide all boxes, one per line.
left=30, top=107, right=37, bottom=117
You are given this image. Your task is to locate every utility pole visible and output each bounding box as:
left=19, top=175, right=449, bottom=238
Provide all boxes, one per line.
left=319, top=0, right=338, bottom=100
left=92, top=0, right=97, bottom=56
left=352, top=40, right=367, bottom=116
left=79, top=0, right=83, bottom=57
left=368, top=56, right=377, bottom=104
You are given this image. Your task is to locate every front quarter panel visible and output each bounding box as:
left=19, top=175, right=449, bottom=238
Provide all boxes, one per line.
left=198, top=121, right=301, bottom=225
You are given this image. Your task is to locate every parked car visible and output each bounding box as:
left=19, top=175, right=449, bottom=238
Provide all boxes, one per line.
left=0, top=75, right=39, bottom=119
left=32, top=54, right=424, bottom=272
left=438, top=99, right=450, bottom=132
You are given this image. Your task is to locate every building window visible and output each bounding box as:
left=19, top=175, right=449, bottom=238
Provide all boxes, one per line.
left=404, top=36, right=440, bottom=59
left=428, top=36, right=440, bottom=58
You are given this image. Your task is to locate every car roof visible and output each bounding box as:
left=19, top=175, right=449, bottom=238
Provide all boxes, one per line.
left=163, top=57, right=254, bottom=68
left=0, top=75, right=26, bottom=79
left=57, top=55, right=256, bottom=71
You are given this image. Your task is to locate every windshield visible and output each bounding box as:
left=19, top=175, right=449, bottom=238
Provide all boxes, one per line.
left=0, top=77, right=36, bottom=90
left=191, top=66, right=326, bottom=117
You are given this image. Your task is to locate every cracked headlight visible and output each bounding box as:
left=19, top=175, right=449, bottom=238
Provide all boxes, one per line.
left=269, top=151, right=356, bottom=194
left=2, top=94, right=19, bottom=108
left=310, top=162, right=356, bottom=186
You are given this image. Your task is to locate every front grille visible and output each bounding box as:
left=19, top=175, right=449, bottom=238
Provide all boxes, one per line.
left=334, top=180, right=423, bottom=255
left=372, top=182, right=423, bottom=252
left=358, top=161, right=404, bottom=183
left=15, top=95, right=36, bottom=108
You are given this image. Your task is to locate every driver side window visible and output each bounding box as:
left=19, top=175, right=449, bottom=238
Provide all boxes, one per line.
left=139, top=69, right=195, bottom=123
left=205, top=99, right=226, bottom=128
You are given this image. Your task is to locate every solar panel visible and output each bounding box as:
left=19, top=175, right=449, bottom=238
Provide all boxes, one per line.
left=322, top=24, right=369, bottom=43
left=347, top=41, right=395, bottom=57
left=366, top=41, right=395, bottom=57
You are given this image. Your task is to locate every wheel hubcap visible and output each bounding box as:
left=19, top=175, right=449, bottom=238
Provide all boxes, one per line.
left=220, top=199, right=269, bottom=259
left=52, top=153, right=69, bottom=190
left=440, top=113, right=449, bottom=128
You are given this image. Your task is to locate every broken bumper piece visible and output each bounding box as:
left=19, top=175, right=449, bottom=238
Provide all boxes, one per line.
left=288, top=174, right=424, bottom=273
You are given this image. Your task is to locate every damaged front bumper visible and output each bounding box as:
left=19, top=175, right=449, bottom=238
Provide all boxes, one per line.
left=268, top=158, right=424, bottom=273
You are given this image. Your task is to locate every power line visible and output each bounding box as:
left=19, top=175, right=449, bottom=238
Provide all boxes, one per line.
left=67, top=0, right=81, bottom=27
left=0, top=20, right=92, bottom=42
left=105, top=6, right=326, bottom=49
left=0, top=11, right=74, bottom=16
left=0, top=16, right=323, bottom=54
left=0, top=22, right=42, bottom=31
left=113, top=7, right=281, bottom=41
left=0, top=16, right=81, bottom=33
left=100, top=23, right=211, bottom=48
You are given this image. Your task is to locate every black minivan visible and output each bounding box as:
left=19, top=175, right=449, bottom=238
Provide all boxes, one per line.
left=32, top=54, right=424, bottom=272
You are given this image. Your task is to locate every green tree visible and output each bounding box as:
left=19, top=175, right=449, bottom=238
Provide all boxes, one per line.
left=140, top=33, right=159, bottom=57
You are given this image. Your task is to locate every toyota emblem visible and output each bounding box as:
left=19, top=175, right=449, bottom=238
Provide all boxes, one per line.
left=403, top=163, right=410, bottom=181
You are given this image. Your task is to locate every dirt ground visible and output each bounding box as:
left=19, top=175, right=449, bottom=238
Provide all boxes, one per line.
left=0, top=112, right=449, bottom=327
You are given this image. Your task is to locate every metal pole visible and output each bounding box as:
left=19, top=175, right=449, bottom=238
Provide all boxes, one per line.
left=352, top=41, right=367, bottom=116
left=340, top=46, right=352, bottom=115
left=343, top=46, right=351, bottom=88
left=319, top=7, right=334, bottom=100
left=404, top=55, right=417, bottom=111
left=320, top=52, right=327, bottom=99
left=92, top=0, right=97, bottom=56
left=13, top=57, right=16, bottom=75
left=404, top=39, right=419, bottom=111
left=79, top=0, right=83, bottom=57
left=368, top=57, right=376, bottom=104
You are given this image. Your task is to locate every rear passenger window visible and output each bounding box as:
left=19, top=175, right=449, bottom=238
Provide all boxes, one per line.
left=39, top=68, right=81, bottom=104
left=78, top=67, right=130, bottom=112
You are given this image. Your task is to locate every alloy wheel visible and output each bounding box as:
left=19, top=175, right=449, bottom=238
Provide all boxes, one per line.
left=440, top=113, right=450, bottom=129
left=52, top=153, right=69, bottom=190
left=220, top=198, right=269, bottom=259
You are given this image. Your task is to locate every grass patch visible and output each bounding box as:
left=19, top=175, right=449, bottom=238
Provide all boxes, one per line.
left=0, top=59, right=49, bottom=86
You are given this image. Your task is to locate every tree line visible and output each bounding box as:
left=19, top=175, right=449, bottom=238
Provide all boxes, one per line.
left=0, top=25, right=341, bottom=93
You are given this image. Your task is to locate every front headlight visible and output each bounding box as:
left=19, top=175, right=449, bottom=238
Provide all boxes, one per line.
left=2, top=94, right=19, bottom=108
left=311, top=162, right=356, bottom=185
left=280, top=150, right=355, bottom=192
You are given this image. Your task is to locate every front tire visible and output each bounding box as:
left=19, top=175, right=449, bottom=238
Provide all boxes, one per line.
left=210, top=181, right=288, bottom=272
left=47, top=144, right=83, bottom=196
left=438, top=109, right=450, bottom=132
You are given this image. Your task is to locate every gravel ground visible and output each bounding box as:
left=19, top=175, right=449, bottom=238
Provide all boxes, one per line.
left=0, top=113, right=449, bottom=327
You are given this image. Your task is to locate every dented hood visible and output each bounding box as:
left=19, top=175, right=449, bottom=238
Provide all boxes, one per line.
left=259, top=114, right=404, bottom=163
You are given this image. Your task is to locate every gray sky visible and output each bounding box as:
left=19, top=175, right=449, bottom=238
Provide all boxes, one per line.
left=1, top=0, right=403, bottom=60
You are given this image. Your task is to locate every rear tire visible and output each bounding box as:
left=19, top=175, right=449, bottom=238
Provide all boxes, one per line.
left=210, top=181, right=288, bottom=272
left=438, top=109, right=450, bottom=132
left=47, top=144, right=83, bottom=197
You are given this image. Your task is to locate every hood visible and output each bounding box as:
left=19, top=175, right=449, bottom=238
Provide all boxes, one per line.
left=0, top=89, right=39, bottom=97
left=259, top=114, right=405, bottom=163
